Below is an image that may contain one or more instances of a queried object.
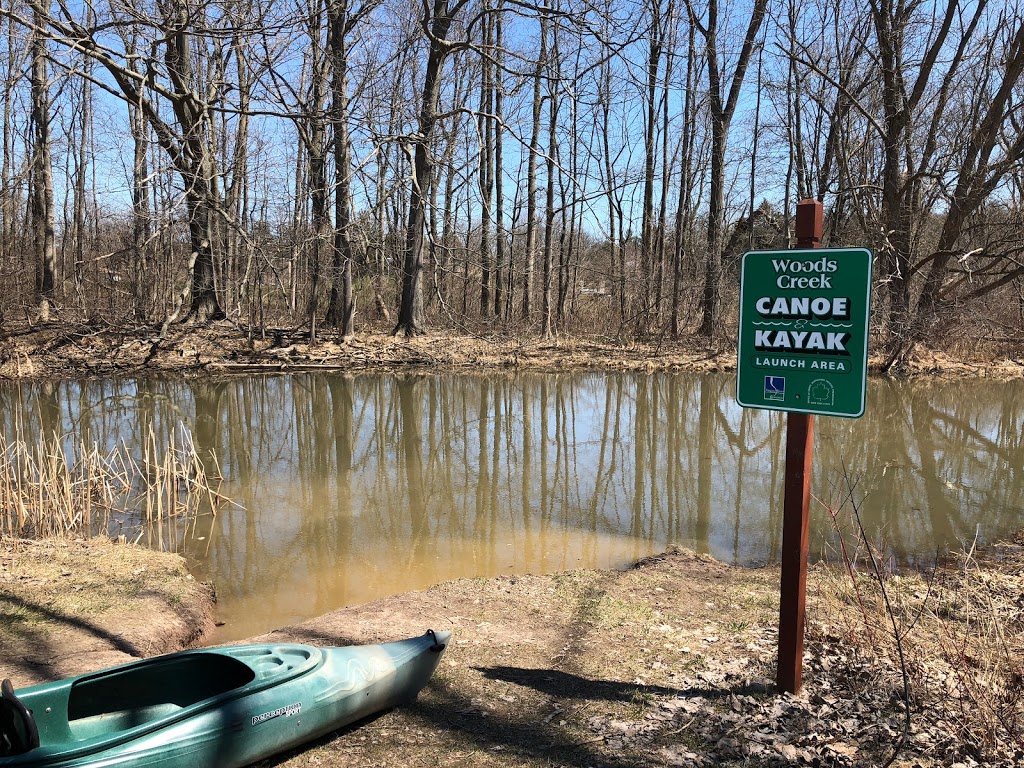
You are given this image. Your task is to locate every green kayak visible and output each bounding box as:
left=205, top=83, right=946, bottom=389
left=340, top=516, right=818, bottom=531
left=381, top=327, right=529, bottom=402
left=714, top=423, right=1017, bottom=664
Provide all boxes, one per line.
left=0, top=629, right=449, bottom=767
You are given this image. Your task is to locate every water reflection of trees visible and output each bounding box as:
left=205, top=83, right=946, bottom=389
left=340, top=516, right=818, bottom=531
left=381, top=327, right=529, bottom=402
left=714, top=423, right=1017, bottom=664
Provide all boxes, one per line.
left=0, top=374, right=1022, bottom=639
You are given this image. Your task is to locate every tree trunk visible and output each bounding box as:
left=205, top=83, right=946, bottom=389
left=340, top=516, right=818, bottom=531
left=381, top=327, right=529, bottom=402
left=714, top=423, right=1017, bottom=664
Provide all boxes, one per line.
left=493, top=1, right=505, bottom=318
left=129, top=92, right=152, bottom=321
left=671, top=23, right=697, bottom=339
left=521, top=14, right=545, bottom=320
left=478, top=6, right=493, bottom=316
left=639, top=0, right=662, bottom=334
left=325, top=0, right=357, bottom=338
left=395, top=1, right=462, bottom=336
left=184, top=183, right=223, bottom=323
left=30, top=10, right=56, bottom=322
left=306, top=11, right=331, bottom=343
left=0, top=14, right=18, bottom=270
left=692, top=0, right=768, bottom=339
left=541, top=14, right=557, bottom=339
left=159, top=1, right=225, bottom=323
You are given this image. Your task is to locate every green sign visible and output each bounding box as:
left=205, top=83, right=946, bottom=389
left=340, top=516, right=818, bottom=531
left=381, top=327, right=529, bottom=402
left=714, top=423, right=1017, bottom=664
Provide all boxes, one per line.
left=736, top=247, right=873, bottom=418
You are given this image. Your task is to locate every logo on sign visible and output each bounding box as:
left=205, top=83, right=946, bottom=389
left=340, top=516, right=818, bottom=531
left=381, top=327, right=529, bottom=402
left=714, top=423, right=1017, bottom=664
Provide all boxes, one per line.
left=807, top=379, right=834, bottom=406
left=764, top=376, right=785, bottom=401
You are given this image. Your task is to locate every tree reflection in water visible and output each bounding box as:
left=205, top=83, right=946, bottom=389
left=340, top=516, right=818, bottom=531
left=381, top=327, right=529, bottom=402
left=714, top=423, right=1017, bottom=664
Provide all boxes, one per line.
left=0, top=372, right=1021, bottom=640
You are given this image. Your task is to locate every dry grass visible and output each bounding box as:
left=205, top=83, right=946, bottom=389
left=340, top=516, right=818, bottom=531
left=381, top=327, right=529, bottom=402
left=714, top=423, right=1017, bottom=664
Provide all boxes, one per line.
left=0, top=536, right=215, bottom=685
left=0, top=424, right=231, bottom=541
left=811, top=508, right=1024, bottom=765
left=910, top=545, right=1024, bottom=757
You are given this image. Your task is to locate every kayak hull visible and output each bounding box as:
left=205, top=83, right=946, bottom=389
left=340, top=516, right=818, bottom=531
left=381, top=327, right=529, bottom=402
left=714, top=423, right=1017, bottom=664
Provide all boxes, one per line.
left=1, top=630, right=449, bottom=768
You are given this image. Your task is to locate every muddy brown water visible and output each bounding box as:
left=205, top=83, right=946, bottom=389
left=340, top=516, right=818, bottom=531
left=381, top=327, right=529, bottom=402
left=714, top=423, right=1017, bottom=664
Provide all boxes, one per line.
left=2, top=372, right=1022, bottom=641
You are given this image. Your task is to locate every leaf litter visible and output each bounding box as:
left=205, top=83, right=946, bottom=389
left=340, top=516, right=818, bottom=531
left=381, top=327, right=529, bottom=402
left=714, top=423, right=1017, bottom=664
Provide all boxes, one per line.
left=247, top=537, right=1023, bottom=768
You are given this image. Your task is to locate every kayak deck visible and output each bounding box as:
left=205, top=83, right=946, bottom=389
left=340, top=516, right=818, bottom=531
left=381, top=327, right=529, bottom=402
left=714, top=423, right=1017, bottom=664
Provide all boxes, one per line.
left=35, top=645, right=322, bottom=745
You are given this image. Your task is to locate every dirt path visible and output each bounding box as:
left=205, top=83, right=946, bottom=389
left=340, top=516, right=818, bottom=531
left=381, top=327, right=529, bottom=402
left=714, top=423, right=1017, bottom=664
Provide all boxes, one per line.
left=246, top=549, right=784, bottom=768
left=244, top=545, right=1022, bottom=768
left=2, top=538, right=1020, bottom=767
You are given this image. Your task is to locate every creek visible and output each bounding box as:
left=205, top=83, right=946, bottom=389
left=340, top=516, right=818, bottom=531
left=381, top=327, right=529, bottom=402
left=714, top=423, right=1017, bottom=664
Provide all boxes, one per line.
left=2, top=372, right=1021, bottom=641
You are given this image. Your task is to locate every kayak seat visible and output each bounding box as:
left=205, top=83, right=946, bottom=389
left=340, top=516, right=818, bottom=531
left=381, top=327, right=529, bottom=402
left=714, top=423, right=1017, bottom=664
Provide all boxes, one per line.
left=67, top=653, right=255, bottom=741
left=1, top=678, right=40, bottom=757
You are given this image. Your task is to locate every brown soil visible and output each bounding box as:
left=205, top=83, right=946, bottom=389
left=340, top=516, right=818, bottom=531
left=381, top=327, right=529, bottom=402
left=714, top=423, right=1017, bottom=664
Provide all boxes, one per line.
left=1, top=321, right=1022, bottom=380
left=0, top=537, right=214, bottom=687
left=2, top=538, right=1021, bottom=767
left=249, top=543, right=1021, bottom=768
left=245, top=548, right=783, bottom=768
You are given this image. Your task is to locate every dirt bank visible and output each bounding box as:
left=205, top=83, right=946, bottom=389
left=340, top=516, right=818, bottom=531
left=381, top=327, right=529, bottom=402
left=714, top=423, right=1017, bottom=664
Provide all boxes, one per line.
left=0, top=537, right=214, bottom=687
left=2, top=537, right=1021, bottom=767
left=1, top=322, right=1022, bottom=380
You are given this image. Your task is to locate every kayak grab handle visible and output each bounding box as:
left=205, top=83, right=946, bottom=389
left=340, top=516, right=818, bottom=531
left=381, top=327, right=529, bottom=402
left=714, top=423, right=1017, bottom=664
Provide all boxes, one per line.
left=426, top=630, right=447, bottom=653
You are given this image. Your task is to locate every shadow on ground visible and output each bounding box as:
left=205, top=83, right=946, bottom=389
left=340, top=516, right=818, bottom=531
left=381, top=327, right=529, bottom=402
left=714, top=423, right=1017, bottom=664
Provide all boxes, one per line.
left=250, top=625, right=775, bottom=768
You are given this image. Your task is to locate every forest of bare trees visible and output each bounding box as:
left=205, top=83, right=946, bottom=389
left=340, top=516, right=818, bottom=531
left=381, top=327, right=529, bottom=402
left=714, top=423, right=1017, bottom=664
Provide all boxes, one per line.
left=2, top=0, right=1023, bottom=369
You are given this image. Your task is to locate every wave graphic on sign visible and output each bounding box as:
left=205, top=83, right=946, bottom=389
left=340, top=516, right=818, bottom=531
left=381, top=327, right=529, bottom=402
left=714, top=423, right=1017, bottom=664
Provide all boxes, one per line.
left=751, top=321, right=854, bottom=328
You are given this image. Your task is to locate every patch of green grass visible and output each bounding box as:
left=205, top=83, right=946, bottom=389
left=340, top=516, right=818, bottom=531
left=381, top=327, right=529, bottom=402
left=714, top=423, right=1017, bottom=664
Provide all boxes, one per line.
left=1, top=600, right=39, bottom=625
left=724, top=620, right=750, bottom=634
left=738, top=589, right=778, bottom=612
left=627, top=687, right=656, bottom=717
left=678, top=654, right=709, bottom=673
left=589, top=595, right=655, bottom=630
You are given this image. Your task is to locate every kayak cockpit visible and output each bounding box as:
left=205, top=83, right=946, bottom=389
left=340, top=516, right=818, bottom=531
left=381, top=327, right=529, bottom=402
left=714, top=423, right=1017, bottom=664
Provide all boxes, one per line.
left=64, top=652, right=256, bottom=741
left=1, top=679, right=40, bottom=757
left=3, top=644, right=324, bottom=761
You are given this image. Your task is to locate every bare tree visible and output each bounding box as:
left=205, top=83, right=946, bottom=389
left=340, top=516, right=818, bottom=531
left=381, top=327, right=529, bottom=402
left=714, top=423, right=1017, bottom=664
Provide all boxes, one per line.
left=904, top=7, right=1024, bottom=361
left=13, top=0, right=245, bottom=322
left=541, top=10, right=558, bottom=339
left=0, top=13, right=24, bottom=271
left=492, top=0, right=506, bottom=318
left=394, top=0, right=472, bottom=336
left=687, top=0, right=769, bottom=339
left=323, top=0, right=379, bottom=338
left=520, top=12, right=546, bottom=320
left=29, top=4, right=55, bottom=321
left=1, top=0, right=1021, bottom=350
left=478, top=2, right=494, bottom=315
left=637, top=0, right=669, bottom=333
left=671, top=19, right=705, bottom=339
left=789, top=0, right=1024, bottom=366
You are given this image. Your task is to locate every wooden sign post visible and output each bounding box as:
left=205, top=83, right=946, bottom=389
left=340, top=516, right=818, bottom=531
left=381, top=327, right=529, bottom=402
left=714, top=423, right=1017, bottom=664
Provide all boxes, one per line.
left=776, top=199, right=822, bottom=694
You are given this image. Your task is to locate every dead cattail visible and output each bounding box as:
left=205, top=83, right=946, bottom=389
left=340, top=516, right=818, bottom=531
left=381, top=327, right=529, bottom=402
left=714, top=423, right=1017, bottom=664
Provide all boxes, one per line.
left=0, top=423, right=234, bottom=543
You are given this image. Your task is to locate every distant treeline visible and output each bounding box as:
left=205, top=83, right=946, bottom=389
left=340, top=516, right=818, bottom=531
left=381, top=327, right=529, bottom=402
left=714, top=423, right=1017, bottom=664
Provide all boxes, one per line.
left=1, top=0, right=1022, bottom=369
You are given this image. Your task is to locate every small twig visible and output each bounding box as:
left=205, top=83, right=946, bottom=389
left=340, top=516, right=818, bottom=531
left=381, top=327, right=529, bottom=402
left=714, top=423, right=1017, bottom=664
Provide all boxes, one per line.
left=662, top=715, right=697, bottom=735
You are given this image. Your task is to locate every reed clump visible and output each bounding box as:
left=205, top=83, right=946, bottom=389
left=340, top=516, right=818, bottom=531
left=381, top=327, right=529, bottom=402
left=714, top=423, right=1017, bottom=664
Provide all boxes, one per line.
left=0, top=425, right=229, bottom=540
